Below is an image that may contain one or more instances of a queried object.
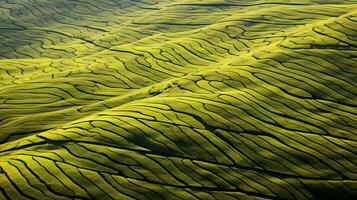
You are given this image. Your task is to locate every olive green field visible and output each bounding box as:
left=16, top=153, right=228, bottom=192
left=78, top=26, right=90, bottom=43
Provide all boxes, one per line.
left=0, top=0, right=357, bottom=199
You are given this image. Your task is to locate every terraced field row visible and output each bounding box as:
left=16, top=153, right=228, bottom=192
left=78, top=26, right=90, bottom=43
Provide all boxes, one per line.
left=0, top=0, right=356, bottom=199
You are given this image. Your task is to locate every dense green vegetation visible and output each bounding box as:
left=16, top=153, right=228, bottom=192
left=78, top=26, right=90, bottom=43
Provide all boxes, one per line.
left=0, top=0, right=356, bottom=199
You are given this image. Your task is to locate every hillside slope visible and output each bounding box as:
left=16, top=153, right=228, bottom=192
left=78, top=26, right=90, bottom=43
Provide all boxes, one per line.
left=0, top=0, right=357, bottom=199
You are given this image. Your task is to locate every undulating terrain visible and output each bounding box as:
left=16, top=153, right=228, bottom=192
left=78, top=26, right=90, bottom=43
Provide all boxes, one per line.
left=0, top=0, right=357, bottom=199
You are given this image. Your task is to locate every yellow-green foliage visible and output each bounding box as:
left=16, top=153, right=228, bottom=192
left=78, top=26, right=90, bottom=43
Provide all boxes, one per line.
left=0, top=0, right=356, bottom=199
